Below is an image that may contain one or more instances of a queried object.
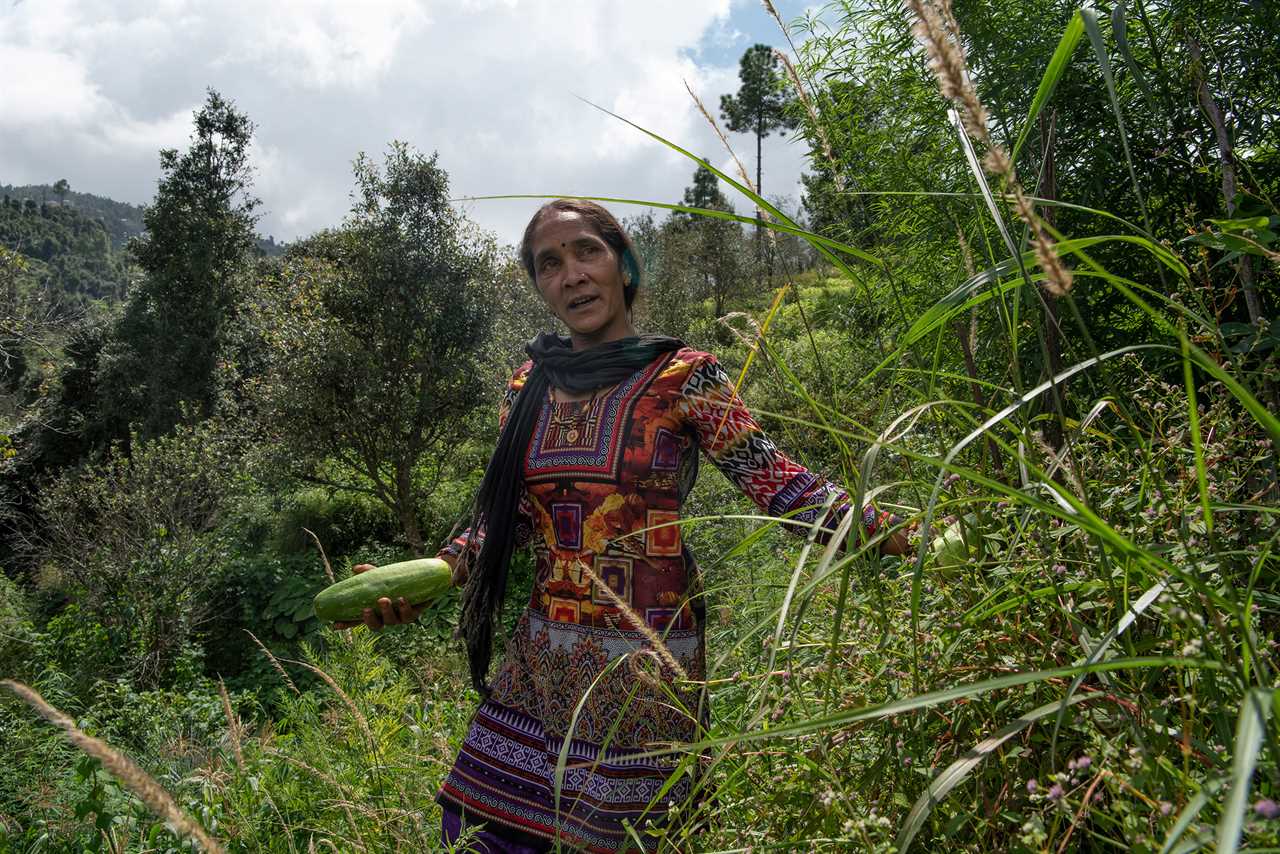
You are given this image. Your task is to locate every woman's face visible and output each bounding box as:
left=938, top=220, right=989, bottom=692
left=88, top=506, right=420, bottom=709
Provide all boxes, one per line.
left=529, top=210, right=634, bottom=350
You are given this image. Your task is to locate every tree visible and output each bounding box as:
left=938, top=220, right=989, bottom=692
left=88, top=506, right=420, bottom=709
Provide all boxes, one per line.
left=52, top=179, right=69, bottom=205
left=672, top=159, right=744, bottom=320
left=98, top=90, right=259, bottom=441
left=36, top=419, right=241, bottom=687
left=252, top=144, right=497, bottom=554
left=720, top=44, right=797, bottom=275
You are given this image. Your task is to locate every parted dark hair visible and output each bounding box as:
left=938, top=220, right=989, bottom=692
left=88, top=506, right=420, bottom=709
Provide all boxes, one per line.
left=519, top=199, right=642, bottom=308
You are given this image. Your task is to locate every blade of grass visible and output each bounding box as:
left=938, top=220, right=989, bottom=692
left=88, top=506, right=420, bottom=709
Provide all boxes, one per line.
left=462, top=193, right=882, bottom=266
left=1216, top=688, right=1275, bottom=854
left=1183, top=334, right=1214, bottom=536
left=1081, top=6, right=1152, bottom=234
left=1011, top=10, right=1085, bottom=162
left=717, top=284, right=790, bottom=442
left=1160, top=780, right=1223, bottom=854
left=593, top=656, right=1222, bottom=765
left=1111, top=1, right=1156, bottom=108
left=896, top=694, right=1090, bottom=853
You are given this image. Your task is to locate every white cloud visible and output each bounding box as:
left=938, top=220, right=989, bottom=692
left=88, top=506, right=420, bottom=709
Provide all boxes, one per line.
left=0, top=0, right=815, bottom=242
left=0, top=44, right=106, bottom=126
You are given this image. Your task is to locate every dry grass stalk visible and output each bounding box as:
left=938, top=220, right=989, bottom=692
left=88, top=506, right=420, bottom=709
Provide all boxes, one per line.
left=244, top=629, right=300, bottom=695
left=265, top=749, right=365, bottom=846
left=1032, top=430, right=1086, bottom=500
left=303, top=526, right=336, bottom=584
left=907, top=0, right=1073, bottom=296
left=575, top=557, right=689, bottom=681
left=682, top=80, right=761, bottom=208
left=773, top=48, right=843, bottom=192
left=956, top=226, right=977, bottom=278
left=1, top=679, right=225, bottom=853
left=217, top=677, right=244, bottom=772
left=716, top=311, right=765, bottom=350
left=288, top=659, right=376, bottom=747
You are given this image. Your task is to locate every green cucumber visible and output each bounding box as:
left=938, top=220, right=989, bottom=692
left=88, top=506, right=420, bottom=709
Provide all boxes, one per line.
left=930, top=513, right=978, bottom=576
left=313, top=558, right=453, bottom=623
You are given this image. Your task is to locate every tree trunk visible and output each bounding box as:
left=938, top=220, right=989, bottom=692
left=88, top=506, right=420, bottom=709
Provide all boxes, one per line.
left=395, top=463, right=425, bottom=556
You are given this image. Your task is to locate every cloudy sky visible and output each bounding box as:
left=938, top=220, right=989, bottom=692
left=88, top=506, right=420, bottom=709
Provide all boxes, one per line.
left=0, top=0, right=824, bottom=246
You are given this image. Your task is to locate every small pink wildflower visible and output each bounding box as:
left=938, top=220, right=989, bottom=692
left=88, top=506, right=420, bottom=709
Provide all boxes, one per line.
left=1255, top=799, right=1280, bottom=819
left=1026, top=779, right=1038, bottom=794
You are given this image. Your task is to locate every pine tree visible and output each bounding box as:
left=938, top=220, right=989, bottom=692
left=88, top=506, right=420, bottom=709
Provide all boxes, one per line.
left=720, top=44, right=796, bottom=277
left=99, top=90, right=258, bottom=440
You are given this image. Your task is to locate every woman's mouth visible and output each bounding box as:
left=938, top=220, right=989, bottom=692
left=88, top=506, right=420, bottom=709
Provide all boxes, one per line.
left=567, top=295, right=598, bottom=311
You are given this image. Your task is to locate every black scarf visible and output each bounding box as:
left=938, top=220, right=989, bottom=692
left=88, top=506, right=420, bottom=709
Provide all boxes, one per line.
left=459, top=332, right=684, bottom=694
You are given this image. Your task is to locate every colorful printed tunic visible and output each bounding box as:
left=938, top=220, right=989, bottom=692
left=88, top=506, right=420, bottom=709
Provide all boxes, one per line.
left=437, top=347, right=889, bottom=852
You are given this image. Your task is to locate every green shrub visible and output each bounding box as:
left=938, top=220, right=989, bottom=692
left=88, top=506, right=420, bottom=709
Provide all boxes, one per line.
left=269, top=487, right=397, bottom=557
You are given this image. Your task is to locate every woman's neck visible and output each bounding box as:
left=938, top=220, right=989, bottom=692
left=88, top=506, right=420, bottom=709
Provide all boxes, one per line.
left=569, top=317, right=637, bottom=351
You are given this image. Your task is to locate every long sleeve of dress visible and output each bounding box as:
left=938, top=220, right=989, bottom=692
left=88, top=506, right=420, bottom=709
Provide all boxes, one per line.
left=437, top=365, right=536, bottom=560
left=676, top=352, right=894, bottom=543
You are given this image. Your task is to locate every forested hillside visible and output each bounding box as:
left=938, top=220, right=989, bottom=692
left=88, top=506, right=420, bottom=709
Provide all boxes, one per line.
left=1, top=1, right=1278, bottom=851
left=0, top=192, right=133, bottom=309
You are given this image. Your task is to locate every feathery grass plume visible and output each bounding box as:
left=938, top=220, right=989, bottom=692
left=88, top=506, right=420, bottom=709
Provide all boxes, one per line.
left=1, top=679, right=225, bottom=853
left=773, top=48, right=843, bottom=192
left=682, top=79, right=760, bottom=207
left=303, top=526, right=336, bottom=584
left=288, top=659, right=376, bottom=747
left=1031, top=429, right=1086, bottom=500
left=906, top=0, right=990, bottom=146
left=1009, top=186, right=1075, bottom=296
left=265, top=749, right=364, bottom=845
left=575, top=557, right=689, bottom=680
left=956, top=226, right=977, bottom=278
left=245, top=629, right=300, bottom=694
left=217, top=677, right=244, bottom=772
left=628, top=649, right=666, bottom=690
left=761, top=0, right=785, bottom=31
left=906, top=0, right=1073, bottom=296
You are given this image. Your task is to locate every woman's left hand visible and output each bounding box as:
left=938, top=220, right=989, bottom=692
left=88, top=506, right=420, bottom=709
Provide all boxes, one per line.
left=880, top=522, right=917, bottom=557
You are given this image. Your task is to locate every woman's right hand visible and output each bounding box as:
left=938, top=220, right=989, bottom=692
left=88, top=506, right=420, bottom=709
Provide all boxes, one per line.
left=442, top=552, right=466, bottom=587
left=333, top=563, right=426, bottom=631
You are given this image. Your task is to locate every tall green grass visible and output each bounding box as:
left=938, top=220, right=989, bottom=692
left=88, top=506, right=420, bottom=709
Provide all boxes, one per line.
left=3, top=1, right=1276, bottom=851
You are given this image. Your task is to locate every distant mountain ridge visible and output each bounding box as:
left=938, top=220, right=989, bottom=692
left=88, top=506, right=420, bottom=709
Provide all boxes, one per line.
left=0, top=183, right=285, bottom=257
left=2, top=183, right=146, bottom=250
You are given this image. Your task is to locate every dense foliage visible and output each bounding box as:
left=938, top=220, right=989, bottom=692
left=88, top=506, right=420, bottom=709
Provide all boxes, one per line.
left=1, top=1, right=1278, bottom=851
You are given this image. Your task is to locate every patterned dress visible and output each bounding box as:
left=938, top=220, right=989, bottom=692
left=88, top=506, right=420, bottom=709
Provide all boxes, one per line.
left=436, top=347, right=890, bottom=853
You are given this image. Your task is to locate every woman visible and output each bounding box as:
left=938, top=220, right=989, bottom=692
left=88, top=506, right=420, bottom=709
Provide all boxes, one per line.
left=351, top=200, right=908, bottom=853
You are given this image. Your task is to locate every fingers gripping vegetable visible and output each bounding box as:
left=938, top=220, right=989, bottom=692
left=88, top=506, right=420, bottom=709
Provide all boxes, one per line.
left=313, top=558, right=452, bottom=623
